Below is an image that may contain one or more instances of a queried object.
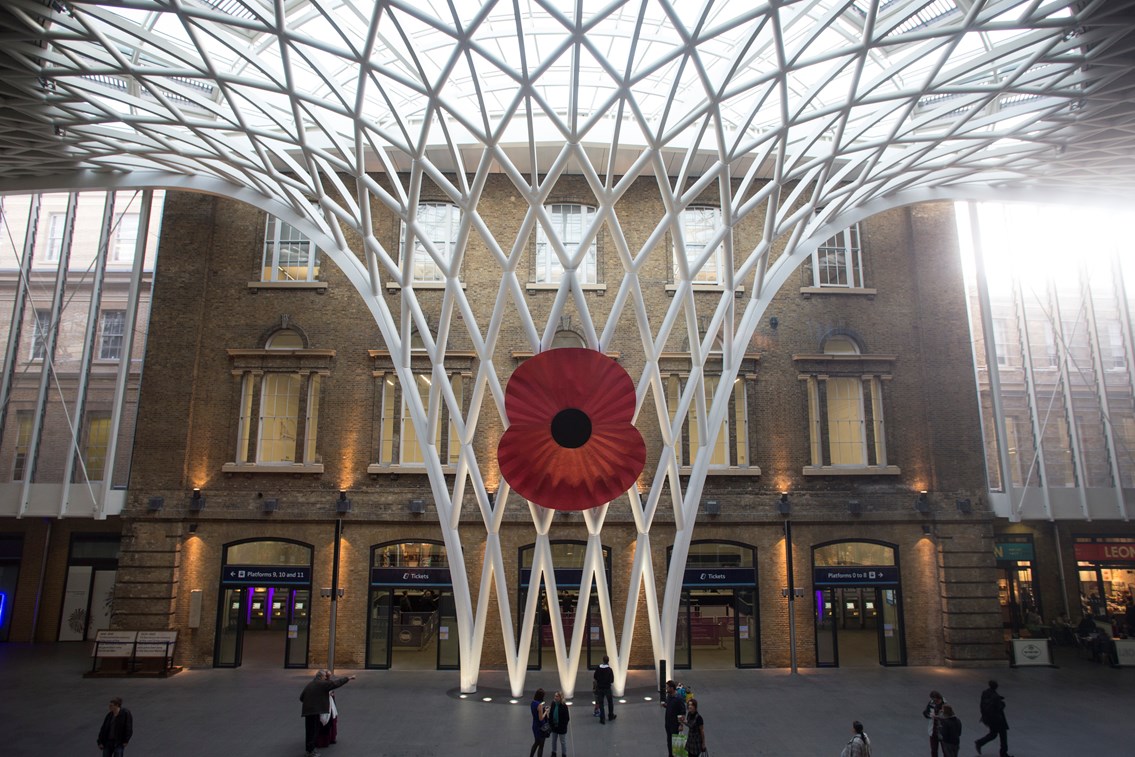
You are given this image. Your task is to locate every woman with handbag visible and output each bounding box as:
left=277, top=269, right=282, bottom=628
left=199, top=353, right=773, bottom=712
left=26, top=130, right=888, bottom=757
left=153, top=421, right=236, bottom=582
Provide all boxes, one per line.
left=681, top=698, right=707, bottom=756
left=529, top=688, right=550, bottom=757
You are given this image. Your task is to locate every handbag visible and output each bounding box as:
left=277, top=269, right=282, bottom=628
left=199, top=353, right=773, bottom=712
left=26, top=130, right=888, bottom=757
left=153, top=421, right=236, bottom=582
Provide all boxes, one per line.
left=671, top=732, right=688, bottom=757
left=540, top=719, right=552, bottom=736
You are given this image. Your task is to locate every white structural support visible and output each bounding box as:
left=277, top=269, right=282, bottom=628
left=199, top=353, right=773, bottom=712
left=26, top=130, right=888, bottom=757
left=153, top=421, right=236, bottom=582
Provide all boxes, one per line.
left=2, top=1, right=1135, bottom=694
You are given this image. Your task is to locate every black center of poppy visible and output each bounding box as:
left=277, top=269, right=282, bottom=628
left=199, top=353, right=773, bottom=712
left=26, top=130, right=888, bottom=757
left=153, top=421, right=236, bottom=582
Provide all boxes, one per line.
left=551, top=408, right=592, bottom=449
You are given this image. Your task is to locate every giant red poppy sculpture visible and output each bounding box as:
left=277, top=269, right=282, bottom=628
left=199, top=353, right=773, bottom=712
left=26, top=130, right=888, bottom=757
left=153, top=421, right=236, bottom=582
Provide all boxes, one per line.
left=498, top=348, right=646, bottom=510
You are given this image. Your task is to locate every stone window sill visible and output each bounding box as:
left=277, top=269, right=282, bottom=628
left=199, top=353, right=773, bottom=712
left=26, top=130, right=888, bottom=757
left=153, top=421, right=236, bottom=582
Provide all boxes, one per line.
left=247, top=281, right=328, bottom=292
left=803, top=465, right=901, bottom=476
left=222, top=462, right=325, bottom=474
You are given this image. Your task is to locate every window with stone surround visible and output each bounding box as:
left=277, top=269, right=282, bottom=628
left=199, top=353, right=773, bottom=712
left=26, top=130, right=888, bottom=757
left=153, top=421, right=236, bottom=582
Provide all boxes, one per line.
left=795, top=335, right=899, bottom=476
left=98, top=310, right=125, bottom=361
left=223, top=324, right=332, bottom=473
left=81, top=412, right=111, bottom=481
left=369, top=350, right=472, bottom=471
left=12, top=411, right=32, bottom=481
left=660, top=352, right=758, bottom=473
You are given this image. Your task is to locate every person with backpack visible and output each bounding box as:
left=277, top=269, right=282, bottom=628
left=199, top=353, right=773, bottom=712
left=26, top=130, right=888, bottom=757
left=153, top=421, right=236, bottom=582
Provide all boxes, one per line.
left=840, top=720, right=871, bottom=757
left=592, top=655, right=616, bottom=723
left=974, top=680, right=1012, bottom=757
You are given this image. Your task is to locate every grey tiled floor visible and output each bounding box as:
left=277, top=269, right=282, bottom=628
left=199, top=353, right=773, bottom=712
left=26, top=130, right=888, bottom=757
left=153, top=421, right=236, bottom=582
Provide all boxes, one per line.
left=6, top=643, right=1130, bottom=756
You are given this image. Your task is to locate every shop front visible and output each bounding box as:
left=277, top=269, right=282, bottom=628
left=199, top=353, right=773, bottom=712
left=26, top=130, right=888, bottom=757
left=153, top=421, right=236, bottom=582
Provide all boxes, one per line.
left=994, top=536, right=1041, bottom=637
left=367, top=540, right=459, bottom=670
left=519, top=541, right=611, bottom=671
left=214, top=539, right=312, bottom=668
left=57, top=534, right=120, bottom=642
left=1074, top=538, right=1135, bottom=625
left=672, top=541, right=760, bottom=670
left=813, top=540, right=906, bottom=667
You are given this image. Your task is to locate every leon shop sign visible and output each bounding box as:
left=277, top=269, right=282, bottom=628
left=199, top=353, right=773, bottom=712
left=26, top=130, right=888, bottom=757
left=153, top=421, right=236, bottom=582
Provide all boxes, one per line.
left=1074, top=543, right=1135, bottom=563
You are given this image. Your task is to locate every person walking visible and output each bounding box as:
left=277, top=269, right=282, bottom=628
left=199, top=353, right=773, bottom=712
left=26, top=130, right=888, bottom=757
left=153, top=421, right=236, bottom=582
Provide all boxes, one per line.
left=96, top=697, right=133, bottom=757
left=593, top=655, right=616, bottom=723
left=680, top=698, right=707, bottom=757
left=938, top=704, right=962, bottom=757
left=529, top=688, right=550, bottom=757
left=974, top=680, right=1012, bottom=757
left=300, top=669, right=355, bottom=757
left=840, top=721, right=871, bottom=757
left=548, top=690, right=570, bottom=757
left=922, top=689, right=947, bottom=757
left=661, top=680, right=685, bottom=757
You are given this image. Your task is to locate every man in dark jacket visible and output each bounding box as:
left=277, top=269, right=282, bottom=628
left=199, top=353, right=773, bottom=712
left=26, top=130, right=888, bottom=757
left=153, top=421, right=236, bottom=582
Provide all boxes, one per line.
left=97, top=697, right=133, bottom=757
left=661, top=680, right=685, bottom=757
left=974, top=680, right=1012, bottom=757
left=592, top=655, right=616, bottom=723
left=300, top=669, right=355, bottom=757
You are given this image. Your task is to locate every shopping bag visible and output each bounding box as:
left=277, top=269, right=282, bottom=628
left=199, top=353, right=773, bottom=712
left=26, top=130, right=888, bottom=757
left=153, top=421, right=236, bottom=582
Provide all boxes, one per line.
left=672, top=733, right=688, bottom=757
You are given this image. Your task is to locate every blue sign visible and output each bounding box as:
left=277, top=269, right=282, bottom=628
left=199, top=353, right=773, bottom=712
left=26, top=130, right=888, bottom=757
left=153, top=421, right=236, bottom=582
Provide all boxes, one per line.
left=682, top=568, right=756, bottom=587
left=222, top=565, right=311, bottom=585
left=370, top=567, right=452, bottom=586
left=520, top=569, right=592, bottom=588
left=813, top=566, right=900, bottom=586
left=994, top=542, right=1034, bottom=562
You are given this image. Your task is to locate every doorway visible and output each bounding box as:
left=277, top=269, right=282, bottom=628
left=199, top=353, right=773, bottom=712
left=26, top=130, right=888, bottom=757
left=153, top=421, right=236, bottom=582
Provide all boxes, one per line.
left=215, top=585, right=311, bottom=667
left=675, top=587, right=759, bottom=669
left=366, top=540, right=458, bottom=670
left=815, top=586, right=903, bottom=666
left=214, top=539, right=313, bottom=668
left=812, top=540, right=906, bottom=667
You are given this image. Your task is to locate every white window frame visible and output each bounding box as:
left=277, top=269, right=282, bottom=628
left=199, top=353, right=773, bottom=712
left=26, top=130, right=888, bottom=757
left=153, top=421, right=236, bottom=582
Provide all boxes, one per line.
left=31, top=309, right=50, bottom=360
left=812, top=223, right=863, bottom=288
left=666, top=373, right=749, bottom=469
left=262, top=216, right=319, bottom=282
left=44, top=213, right=65, bottom=262
left=111, top=212, right=139, bottom=263
left=98, top=310, right=126, bottom=361
left=402, top=203, right=461, bottom=283
left=377, top=368, right=463, bottom=468
left=535, top=204, right=598, bottom=284
left=673, top=206, right=723, bottom=285
left=12, top=411, right=32, bottom=481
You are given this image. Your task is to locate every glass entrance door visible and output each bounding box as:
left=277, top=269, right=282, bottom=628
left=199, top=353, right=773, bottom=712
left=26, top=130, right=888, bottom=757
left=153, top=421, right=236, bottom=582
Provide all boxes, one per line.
left=367, top=589, right=392, bottom=668
left=814, top=587, right=905, bottom=667
left=214, top=585, right=310, bottom=668
left=676, top=588, right=760, bottom=669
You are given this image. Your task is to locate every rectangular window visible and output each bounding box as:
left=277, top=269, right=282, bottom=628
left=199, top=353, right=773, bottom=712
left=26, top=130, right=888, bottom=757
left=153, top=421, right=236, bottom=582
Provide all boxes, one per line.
left=403, top=204, right=461, bottom=282
left=31, top=309, right=50, bottom=360
left=44, top=213, right=65, bottom=262
left=304, top=374, right=321, bottom=465
left=813, top=223, right=863, bottom=288
left=1107, top=323, right=1126, bottom=370
left=674, top=207, right=723, bottom=284
left=992, top=318, right=1014, bottom=367
left=258, top=373, right=301, bottom=463
left=98, top=311, right=126, bottom=360
left=82, top=414, right=112, bottom=481
left=378, top=371, right=463, bottom=467
left=111, top=213, right=139, bottom=263
left=826, top=377, right=866, bottom=465
left=12, top=412, right=32, bottom=481
left=536, top=204, right=598, bottom=284
left=667, top=374, right=747, bottom=468
left=262, top=216, right=319, bottom=282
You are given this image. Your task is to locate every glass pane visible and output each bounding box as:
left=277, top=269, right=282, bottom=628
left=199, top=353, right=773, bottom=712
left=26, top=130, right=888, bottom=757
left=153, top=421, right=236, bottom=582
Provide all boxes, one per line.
left=814, top=542, right=895, bottom=567
left=827, top=377, right=865, bottom=465
left=286, top=589, right=310, bottom=667
left=586, top=590, right=605, bottom=669
left=816, top=588, right=836, bottom=665
left=880, top=589, right=903, bottom=665
left=0, top=563, right=20, bottom=641
left=215, top=588, right=243, bottom=667
left=437, top=591, right=460, bottom=669
left=735, top=588, right=758, bottom=667
left=225, top=540, right=311, bottom=565
left=367, top=589, right=391, bottom=668
left=675, top=590, right=691, bottom=669
left=259, top=373, right=300, bottom=462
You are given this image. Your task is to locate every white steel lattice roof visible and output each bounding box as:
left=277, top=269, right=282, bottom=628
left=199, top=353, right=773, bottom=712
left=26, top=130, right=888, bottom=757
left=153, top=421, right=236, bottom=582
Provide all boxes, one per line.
left=5, top=0, right=1135, bottom=697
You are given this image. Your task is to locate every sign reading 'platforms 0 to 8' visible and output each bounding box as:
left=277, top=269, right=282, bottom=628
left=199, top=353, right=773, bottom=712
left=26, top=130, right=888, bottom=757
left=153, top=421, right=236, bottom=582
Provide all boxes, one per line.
left=813, top=566, right=900, bottom=586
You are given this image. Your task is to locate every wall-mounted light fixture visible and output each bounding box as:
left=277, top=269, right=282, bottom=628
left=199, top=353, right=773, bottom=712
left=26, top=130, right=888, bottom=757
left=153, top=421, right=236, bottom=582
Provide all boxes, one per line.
left=777, top=492, right=790, bottom=515
left=147, top=496, right=164, bottom=511
left=262, top=498, right=279, bottom=513
left=914, top=490, right=930, bottom=513
left=921, top=524, right=933, bottom=536
left=189, top=488, right=205, bottom=511
left=336, top=490, right=352, bottom=513
left=955, top=498, right=972, bottom=514
left=769, top=316, right=779, bottom=329
left=705, top=499, right=721, bottom=515
left=408, top=498, right=425, bottom=515
left=487, top=491, right=496, bottom=508
left=188, top=522, right=198, bottom=534
left=848, top=499, right=861, bottom=515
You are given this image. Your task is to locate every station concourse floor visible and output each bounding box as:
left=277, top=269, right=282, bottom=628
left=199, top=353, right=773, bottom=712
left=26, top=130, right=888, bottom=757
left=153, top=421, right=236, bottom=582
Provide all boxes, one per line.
left=5, top=643, right=1129, bottom=756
